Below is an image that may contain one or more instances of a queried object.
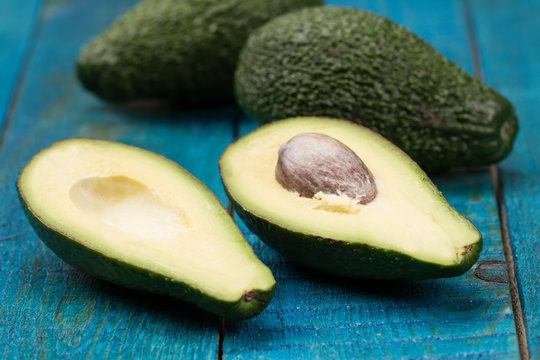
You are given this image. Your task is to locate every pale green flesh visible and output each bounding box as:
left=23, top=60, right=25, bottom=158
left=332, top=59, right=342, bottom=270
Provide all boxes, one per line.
left=221, top=117, right=481, bottom=266
left=19, top=138, right=275, bottom=302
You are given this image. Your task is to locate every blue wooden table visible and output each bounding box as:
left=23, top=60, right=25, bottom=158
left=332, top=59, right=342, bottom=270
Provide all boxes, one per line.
left=1, top=0, right=538, bottom=358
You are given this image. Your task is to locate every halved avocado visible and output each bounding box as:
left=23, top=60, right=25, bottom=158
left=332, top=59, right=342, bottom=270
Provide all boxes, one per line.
left=17, top=138, right=275, bottom=319
left=219, top=117, right=482, bottom=279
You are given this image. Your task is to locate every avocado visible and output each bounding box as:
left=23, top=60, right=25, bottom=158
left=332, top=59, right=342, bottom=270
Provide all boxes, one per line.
left=219, top=117, right=482, bottom=279
left=17, top=138, right=275, bottom=319
left=234, top=6, right=518, bottom=171
left=77, top=0, right=322, bottom=104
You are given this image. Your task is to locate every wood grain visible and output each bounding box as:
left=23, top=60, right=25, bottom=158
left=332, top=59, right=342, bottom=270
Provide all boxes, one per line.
left=0, top=0, right=233, bottom=358
left=0, top=0, right=42, bottom=135
left=472, top=0, right=540, bottom=357
left=223, top=0, right=520, bottom=358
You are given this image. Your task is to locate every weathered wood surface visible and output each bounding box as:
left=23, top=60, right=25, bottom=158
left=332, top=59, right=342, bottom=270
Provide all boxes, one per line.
left=0, top=0, right=41, bottom=130
left=472, top=0, right=540, bottom=358
left=0, top=0, right=532, bottom=358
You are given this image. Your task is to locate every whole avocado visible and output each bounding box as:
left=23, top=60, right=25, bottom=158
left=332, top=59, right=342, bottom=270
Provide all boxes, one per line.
left=235, top=6, right=518, bottom=171
left=77, top=0, right=322, bottom=104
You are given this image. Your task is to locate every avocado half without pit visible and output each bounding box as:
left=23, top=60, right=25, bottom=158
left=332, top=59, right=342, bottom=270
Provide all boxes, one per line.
left=17, top=138, right=275, bottom=320
left=219, top=117, right=482, bottom=279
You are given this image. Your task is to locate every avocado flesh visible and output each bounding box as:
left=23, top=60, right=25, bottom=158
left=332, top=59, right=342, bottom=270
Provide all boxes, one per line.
left=77, top=0, right=322, bottom=104
left=220, top=117, right=482, bottom=279
left=234, top=6, right=518, bottom=171
left=18, top=138, right=275, bottom=319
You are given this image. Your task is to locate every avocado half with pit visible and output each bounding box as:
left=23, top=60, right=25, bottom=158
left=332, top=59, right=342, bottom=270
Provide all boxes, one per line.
left=219, top=117, right=482, bottom=279
left=17, top=138, right=275, bottom=319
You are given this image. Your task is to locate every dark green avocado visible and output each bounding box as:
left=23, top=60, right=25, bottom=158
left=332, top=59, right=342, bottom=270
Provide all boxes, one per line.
left=18, top=138, right=275, bottom=320
left=77, top=0, right=322, bottom=104
left=235, top=6, right=518, bottom=171
left=219, top=117, right=483, bottom=279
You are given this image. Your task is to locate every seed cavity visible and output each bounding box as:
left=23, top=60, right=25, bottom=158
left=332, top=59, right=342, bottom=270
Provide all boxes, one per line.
left=275, top=132, right=377, bottom=204
left=70, top=175, right=191, bottom=241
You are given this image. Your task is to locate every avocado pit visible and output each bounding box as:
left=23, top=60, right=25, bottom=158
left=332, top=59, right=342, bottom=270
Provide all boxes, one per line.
left=275, top=132, right=377, bottom=205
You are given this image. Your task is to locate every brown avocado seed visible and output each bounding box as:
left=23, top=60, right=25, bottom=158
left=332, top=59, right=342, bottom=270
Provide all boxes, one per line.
left=275, top=132, right=377, bottom=204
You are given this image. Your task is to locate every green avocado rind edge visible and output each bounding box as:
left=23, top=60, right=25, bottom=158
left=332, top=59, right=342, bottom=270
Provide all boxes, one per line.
left=226, top=186, right=482, bottom=279
left=16, top=166, right=275, bottom=321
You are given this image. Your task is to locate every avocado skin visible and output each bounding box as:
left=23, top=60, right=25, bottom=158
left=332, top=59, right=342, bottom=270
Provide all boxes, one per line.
left=77, top=0, right=322, bottom=105
left=235, top=6, right=518, bottom=171
left=224, top=187, right=482, bottom=280
left=17, top=190, right=274, bottom=320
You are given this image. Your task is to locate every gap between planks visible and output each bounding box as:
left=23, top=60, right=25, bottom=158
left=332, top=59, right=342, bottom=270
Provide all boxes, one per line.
left=490, top=165, right=529, bottom=359
left=462, top=0, right=529, bottom=358
left=0, top=1, right=45, bottom=153
left=217, top=316, right=225, bottom=360
left=217, top=108, right=243, bottom=360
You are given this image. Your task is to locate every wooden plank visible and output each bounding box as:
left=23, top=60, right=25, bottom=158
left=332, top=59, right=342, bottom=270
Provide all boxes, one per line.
left=0, top=0, right=233, bottom=358
left=224, top=0, right=519, bottom=358
left=0, top=0, right=42, bottom=132
left=472, top=0, right=540, bottom=357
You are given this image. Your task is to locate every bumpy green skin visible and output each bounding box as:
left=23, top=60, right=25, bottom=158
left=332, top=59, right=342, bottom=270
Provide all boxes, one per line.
left=235, top=6, right=518, bottom=171
left=17, top=192, right=274, bottom=320
left=225, top=187, right=482, bottom=280
left=77, top=0, right=322, bottom=105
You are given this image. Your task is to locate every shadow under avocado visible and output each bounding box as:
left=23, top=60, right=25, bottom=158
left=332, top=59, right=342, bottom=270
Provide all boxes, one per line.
left=79, top=99, right=241, bottom=142
left=95, top=99, right=241, bottom=124
left=58, top=264, right=220, bottom=328
left=285, top=261, right=448, bottom=300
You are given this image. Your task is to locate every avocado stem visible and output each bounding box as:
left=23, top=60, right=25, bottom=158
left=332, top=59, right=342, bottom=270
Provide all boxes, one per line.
left=242, top=290, right=258, bottom=303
